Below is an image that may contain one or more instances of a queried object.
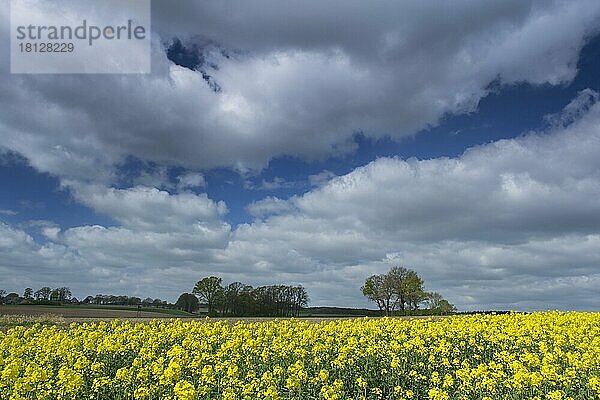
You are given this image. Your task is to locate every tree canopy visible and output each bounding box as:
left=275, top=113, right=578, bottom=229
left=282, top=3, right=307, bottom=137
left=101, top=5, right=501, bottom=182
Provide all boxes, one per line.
left=190, top=276, right=309, bottom=317
left=175, top=293, right=200, bottom=313
left=192, top=276, right=223, bottom=315
left=362, top=266, right=455, bottom=315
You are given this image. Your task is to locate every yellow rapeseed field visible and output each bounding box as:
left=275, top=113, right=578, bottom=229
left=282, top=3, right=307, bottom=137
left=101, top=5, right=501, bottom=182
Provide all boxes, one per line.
left=1, top=312, right=599, bottom=399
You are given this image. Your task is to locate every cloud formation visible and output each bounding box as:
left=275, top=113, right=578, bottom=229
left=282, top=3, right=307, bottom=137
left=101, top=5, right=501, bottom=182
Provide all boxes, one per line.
left=2, top=92, right=600, bottom=309
left=1, top=1, right=600, bottom=309
left=1, top=0, right=600, bottom=179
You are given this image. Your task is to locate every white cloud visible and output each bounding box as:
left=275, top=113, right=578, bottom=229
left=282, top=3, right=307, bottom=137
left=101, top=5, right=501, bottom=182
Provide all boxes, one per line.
left=69, top=184, right=227, bottom=232
left=544, top=88, right=600, bottom=127
left=177, top=172, right=206, bottom=190
left=259, top=177, right=297, bottom=190
left=247, top=196, right=294, bottom=219
left=0, top=223, right=80, bottom=291
left=308, top=170, right=337, bottom=187
left=41, top=226, right=60, bottom=241
left=130, top=166, right=171, bottom=190
left=0, top=184, right=233, bottom=298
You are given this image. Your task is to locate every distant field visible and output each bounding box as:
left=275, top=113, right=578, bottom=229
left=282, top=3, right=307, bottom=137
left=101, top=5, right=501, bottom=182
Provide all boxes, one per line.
left=0, top=304, right=191, bottom=321
left=0, top=305, right=367, bottom=324
left=0, top=305, right=439, bottom=327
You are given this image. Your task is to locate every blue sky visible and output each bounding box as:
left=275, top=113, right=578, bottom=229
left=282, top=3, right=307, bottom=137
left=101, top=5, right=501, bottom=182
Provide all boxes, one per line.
left=2, top=0, right=600, bottom=310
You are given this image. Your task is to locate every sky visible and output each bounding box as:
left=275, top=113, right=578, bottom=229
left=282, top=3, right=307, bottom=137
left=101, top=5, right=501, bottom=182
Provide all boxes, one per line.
left=1, top=0, right=600, bottom=310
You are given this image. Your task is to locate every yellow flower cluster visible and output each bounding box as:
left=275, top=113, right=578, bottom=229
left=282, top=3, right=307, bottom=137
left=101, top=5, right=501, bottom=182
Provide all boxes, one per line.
left=1, top=312, right=599, bottom=399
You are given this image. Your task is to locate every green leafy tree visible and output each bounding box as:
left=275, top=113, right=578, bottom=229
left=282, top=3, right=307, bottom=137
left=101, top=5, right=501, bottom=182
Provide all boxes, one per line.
left=3, top=293, right=21, bottom=304
left=192, top=276, right=224, bottom=316
left=35, top=287, right=52, bottom=301
left=175, top=293, right=199, bottom=313
left=23, top=288, right=33, bottom=300
left=438, top=299, right=457, bottom=315
left=362, top=275, right=386, bottom=314
left=387, top=266, right=425, bottom=312
left=427, top=292, right=456, bottom=315
left=362, top=266, right=444, bottom=315
left=291, top=285, right=309, bottom=317
left=426, top=291, right=444, bottom=309
left=49, top=289, right=60, bottom=302
left=57, top=287, right=72, bottom=302
left=48, top=287, right=71, bottom=302
left=213, top=289, right=227, bottom=315
left=223, top=282, right=249, bottom=316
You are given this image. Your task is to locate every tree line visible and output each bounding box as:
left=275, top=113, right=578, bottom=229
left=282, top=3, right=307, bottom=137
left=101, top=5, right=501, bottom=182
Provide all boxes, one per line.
left=176, top=276, right=310, bottom=317
left=0, top=287, right=170, bottom=308
left=80, top=295, right=169, bottom=307
left=2, top=267, right=453, bottom=316
left=0, top=287, right=73, bottom=304
left=362, top=266, right=456, bottom=315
